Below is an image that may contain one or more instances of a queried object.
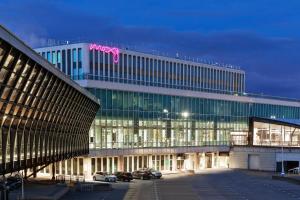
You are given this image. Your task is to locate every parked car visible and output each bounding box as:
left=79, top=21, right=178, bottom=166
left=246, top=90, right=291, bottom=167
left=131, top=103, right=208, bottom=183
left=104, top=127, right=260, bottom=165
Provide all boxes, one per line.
left=149, top=169, right=162, bottom=179
left=0, top=176, right=22, bottom=191
left=114, top=172, right=133, bottom=182
left=139, top=168, right=162, bottom=179
left=93, top=172, right=117, bottom=182
left=132, top=170, right=151, bottom=180
left=288, top=167, right=300, bottom=174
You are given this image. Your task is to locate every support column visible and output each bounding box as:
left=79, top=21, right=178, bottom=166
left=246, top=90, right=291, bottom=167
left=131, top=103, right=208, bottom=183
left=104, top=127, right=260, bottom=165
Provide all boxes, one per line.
left=131, top=156, right=134, bottom=171
left=216, top=151, right=219, bottom=168
left=172, top=154, right=177, bottom=171
left=201, top=152, right=206, bottom=169
left=83, top=157, right=91, bottom=180
left=212, top=153, right=215, bottom=168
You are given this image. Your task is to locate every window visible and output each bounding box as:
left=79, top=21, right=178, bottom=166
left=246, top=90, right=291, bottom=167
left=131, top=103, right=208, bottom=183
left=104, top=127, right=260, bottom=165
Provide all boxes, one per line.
left=52, top=51, right=56, bottom=64
left=72, top=49, right=77, bottom=79
left=78, top=48, right=83, bottom=79
left=47, top=51, right=51, bottom=62
left=67, top=49, right=71, bottom=75
left=57, top=51, right=61, bottom=70
left=62, top=50, right=66, bottom=73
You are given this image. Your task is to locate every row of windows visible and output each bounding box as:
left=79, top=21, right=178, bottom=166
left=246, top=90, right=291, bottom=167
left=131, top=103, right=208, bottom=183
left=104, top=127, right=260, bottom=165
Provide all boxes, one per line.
left=38, top=48, right=83, bottom=79
left=87, top=88, right=300, bottom=119
left=89, top=51, right=245, bottom=94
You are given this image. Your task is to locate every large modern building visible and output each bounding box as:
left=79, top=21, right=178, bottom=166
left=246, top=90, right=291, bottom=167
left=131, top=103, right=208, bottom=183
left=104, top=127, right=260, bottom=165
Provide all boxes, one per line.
left=0, top=26, right=100, bottom=177
left=35, top=42, right=300, bottom=178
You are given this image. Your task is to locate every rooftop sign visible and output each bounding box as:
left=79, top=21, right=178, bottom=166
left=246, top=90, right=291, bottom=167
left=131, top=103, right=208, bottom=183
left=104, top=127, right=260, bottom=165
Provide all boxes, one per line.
left=89, top=43, right=119, bottom=63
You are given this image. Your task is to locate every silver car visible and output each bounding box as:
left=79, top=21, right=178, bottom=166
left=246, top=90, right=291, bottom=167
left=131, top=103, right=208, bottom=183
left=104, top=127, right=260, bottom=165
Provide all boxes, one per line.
left=93, top=171, right=117, bottom=182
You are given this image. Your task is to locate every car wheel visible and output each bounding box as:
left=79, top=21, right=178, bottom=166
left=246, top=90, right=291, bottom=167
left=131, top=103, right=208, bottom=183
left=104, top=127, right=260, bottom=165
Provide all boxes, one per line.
left=93, top=177, right=96, bottom=181
left=105, top=178, right=109, bottom=182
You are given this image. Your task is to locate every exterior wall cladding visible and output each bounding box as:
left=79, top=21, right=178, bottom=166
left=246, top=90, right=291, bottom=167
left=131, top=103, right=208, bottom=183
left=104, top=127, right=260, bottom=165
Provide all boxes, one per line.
left=0, top=27, right=100, bottom=175
left=35, top=42, right=300, bottom=174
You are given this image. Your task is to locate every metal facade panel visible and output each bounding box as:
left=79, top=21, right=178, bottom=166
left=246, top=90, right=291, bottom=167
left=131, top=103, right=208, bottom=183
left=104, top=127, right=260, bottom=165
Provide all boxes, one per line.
left=0, top=35, right=100, bottom=175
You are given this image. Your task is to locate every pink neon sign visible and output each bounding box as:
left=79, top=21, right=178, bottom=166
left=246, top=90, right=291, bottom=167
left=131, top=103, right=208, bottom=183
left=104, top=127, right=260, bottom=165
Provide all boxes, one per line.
left=89, top=43, right=120, bottom=63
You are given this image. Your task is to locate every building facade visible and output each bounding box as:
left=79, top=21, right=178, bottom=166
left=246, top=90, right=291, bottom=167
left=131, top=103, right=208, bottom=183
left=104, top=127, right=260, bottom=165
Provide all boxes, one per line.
left=35, top=43, right=300, bottom=178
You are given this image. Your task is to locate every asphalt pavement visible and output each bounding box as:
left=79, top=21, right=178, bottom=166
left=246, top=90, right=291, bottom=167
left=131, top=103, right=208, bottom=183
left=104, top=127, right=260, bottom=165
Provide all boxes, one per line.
left=153, top=169, right=300, bottom=200
left=10, top=169, right=300, bottom=200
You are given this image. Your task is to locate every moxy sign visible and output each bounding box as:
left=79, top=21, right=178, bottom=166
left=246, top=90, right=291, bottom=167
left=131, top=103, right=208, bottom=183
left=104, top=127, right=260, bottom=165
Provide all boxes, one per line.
left=89, top=43, right=120, bottom=63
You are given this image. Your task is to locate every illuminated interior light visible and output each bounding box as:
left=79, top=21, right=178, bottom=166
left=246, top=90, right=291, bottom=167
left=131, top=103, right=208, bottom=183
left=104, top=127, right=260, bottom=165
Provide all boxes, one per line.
left=89, top=43, right=119, bottom=63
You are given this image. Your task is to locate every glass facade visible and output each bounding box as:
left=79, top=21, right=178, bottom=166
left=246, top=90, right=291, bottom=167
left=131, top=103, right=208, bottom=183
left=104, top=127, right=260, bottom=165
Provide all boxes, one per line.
left=36, top=43, right=300, bottom=151
left=87, top=88, right=300, bottom=149
left=39, top=48, right=84, bottom=80
left=252, top=118, right=300, bottom=147
left=88, top=51, right=245, bottom=95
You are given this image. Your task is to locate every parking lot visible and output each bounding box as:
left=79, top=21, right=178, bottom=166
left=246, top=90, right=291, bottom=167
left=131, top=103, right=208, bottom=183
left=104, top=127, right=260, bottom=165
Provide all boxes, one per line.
left=153, top=169, right=300, bottom=200
left=9, top=169, right=300, bottom=200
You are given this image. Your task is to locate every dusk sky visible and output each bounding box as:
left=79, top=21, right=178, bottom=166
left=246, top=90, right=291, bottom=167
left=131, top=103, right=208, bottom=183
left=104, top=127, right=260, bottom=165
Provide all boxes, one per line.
left=1, top=0, right=300, bottom=98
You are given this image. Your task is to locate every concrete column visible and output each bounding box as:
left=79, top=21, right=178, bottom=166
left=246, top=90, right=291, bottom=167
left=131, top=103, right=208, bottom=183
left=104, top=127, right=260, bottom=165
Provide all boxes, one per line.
left=149, top=156, right=152, bottom=168
left=83, top=157, right=92, bottom=179
left=212, top=153, right=215, bottom=168
left=131, top=156, right=134, bottom=171
left=216, top=151, right=219, bottom=168
left=126, top=156, right=129, bottom=172
left=201, top=152, right=206, bottom=169
left=106, top=157, right=110, bottom=173
left=172, top=154, right=177, bottom=171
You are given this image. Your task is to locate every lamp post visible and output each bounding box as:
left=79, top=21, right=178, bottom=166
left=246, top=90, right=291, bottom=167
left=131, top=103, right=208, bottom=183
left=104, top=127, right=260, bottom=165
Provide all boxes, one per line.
left=163, top=109, right=170, bottom=147
left=281, top=127, right=285, bottom=176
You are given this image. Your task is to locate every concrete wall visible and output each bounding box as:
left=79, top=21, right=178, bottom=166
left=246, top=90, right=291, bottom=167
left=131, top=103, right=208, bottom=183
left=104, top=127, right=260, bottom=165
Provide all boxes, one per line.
left=229, top=147, right=277, bottom=171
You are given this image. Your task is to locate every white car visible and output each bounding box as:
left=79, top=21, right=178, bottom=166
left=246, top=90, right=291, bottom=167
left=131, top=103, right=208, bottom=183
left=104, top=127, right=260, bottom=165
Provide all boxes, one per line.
left=288, top=167, right=300, bottom=174
left=93, top=171, right=117, bottom=182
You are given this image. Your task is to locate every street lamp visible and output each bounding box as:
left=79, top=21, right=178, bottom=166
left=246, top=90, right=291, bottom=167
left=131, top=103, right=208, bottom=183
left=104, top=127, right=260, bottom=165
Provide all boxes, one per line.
left=280, top=126, right=285, bottom=176
left=181, top=111, right=189, bottom=118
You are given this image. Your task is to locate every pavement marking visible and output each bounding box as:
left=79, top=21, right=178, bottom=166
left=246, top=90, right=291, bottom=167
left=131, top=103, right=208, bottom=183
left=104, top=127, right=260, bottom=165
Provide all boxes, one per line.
left=153, top=180, right=160, bottom=200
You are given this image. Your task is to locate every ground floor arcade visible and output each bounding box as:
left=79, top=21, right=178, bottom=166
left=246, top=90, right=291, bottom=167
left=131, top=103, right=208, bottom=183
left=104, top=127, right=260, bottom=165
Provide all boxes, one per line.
left=37, top=152, right=229, bottom=179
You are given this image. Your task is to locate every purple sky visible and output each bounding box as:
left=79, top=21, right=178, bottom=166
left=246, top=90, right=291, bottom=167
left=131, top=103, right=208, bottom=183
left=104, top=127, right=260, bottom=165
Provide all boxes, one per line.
left=1, top=0, right=300, bottom=98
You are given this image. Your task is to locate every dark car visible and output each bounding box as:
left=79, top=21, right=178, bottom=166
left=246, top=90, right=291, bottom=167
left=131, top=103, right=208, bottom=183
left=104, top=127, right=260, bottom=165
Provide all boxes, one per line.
left=6, top=176, right=22, bottom=191
left=114, top=172, right=133, bottom=182
left=132, top=170, right=151, bottom=180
